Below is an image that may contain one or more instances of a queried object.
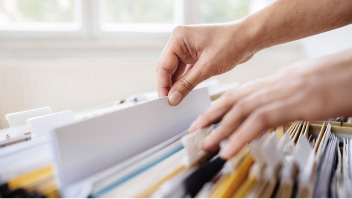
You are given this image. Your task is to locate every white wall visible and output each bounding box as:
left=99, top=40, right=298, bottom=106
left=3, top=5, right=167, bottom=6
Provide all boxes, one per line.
left=301, top=25, right=352, bottom=58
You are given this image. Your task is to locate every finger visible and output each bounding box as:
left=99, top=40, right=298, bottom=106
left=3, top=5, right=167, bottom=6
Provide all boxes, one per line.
left=189, top=76, right=276, bottom=133
left=156, top=50, right=178, bottom=97
left=220, top=97, right=303, bottom=159
left=171, top=63, right=188, bottom=83
left=188, top=91, right=237, bottom=133
left=201, top=104, right=247, bottom=152
left=199, top=84, right=292, bottom=145
left=167, top=61, right=209, bottom=106
left=156, top=28, right=195, bottom=98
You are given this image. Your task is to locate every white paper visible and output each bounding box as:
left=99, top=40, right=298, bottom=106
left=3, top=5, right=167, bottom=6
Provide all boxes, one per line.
left=262, top=133, right=280, bottom=179
left=27, top=110, right=75, bottom=139
left=293, top=136, right=315, bottom=185
left=5, top=106, right=52, bottom=127
left=181, top=126, right=212, bottom=167
left=51, top=88, right=210, bottom=197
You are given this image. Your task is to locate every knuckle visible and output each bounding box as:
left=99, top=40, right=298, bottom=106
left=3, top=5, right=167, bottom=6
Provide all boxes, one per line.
left=234, top=100, right=248, bottom=119
left=223, top=90, right=235, bottom=99
left=232, top=132, right=248, bottom=145
left=280, top=66, right=303, bottom=80
left=259, top=89, right=271, bottom=102
left=296, top=88, right=324, bottom=120
left=172, top=26, right=187, bottom=39
left=178, top=78, right=194, bottom=91
left=254, top=111, right=269, bottom=127
left=300, top=68, right=314, bottom=80
left=197, top=114, right=210, bottom=125
left=199, top=69, right=212, bottom=80
left=236, top=99, right=247, bottom=110
left=220, top=90, right=239, bottom=107
left=213, top=126, right=230, bottom=140
left=304, top=80, right=320, bottom=95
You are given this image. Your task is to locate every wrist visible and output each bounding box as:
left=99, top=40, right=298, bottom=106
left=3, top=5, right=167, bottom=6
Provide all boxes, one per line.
left=226, top=17, right=267, bottom=59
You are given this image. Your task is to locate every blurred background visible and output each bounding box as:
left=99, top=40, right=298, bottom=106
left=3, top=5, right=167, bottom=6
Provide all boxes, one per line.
left=0, top=0, right=351, bottom=128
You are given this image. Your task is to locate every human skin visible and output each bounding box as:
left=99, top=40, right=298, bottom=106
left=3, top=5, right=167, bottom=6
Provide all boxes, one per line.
left=156, top=0, right=352, bottom=159
left=190, top=50, right=352, bottom=159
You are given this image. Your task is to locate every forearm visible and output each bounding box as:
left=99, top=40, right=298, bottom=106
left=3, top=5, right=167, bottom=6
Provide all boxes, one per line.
left=239, top=0, right=352, bottom=53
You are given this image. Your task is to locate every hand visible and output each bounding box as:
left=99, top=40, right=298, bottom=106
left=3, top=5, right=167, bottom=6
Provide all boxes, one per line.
left=188, top=50, right=352, bottom=159
left=156, top=0, right=352, bottom=106
left=156, top=24, right=256, bottom=105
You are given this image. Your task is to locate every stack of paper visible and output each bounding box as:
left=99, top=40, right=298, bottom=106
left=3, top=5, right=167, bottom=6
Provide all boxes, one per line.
left=1, top=87, right=352, bottom=198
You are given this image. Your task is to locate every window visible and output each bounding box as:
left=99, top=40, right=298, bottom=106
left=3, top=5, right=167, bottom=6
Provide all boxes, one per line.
left=0, top=0, right=261, bottom=41
left=102, top=0, right=174, bottom=24
left=100, top=0, right=175, bottom=32
left=0, top=0, right=81, bottom=31
left=199, top=0, right=250, bottom=24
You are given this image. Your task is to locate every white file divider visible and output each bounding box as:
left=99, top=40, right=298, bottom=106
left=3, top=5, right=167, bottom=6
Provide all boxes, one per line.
left=27, top=110, right=76, bottom=139
left=52, top=88, right=210, bottom=197
left=6, top=106, right=52, bottom=128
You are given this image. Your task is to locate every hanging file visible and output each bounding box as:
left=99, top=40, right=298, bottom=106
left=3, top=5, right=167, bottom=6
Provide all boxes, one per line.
left=51, top=88, right=210, bottom=197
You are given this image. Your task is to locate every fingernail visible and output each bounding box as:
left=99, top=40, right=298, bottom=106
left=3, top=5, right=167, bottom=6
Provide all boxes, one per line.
left=219, top=139, right=228, bottom=149
left=168, top=91, right=182, bottom=105
left=219, top=147, right=230, bottom=159
left=189, top=121, right=197, bottom=132
left=203, top=136, right=217, bottom=151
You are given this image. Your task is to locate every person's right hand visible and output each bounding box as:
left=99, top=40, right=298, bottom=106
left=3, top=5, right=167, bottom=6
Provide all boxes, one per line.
left=188, top=49, right=352, bottom=159
left=156, top=24, right=256, bottom=105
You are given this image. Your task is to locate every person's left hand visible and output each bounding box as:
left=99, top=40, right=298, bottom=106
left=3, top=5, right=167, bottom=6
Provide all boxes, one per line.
left=188, top=50, right=352, bottom=159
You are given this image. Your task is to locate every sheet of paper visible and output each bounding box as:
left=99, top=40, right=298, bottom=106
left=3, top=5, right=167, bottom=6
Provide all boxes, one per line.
left=275, top=134, right=295, bottom=198
left=27, top=110, right=75, bottom=139
left=90, top=130, right=187, bottom=196
left=93, top=138, right=184, bottom=197
left=331, top=141, right=341, bottom=198
left=181, top=126, right=212, bottom=167
left=51, top=88, right=210, bottom=197
left=343, top=139, right=352, bottom=197
left=295, top=136, right=315, bottom=180
left=313, top=133, right=338, bottom=197
left=101, top=147, right=186, bottom=197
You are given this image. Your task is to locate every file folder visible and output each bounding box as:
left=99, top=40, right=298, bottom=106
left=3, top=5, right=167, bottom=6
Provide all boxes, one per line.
left=51, top=88, right=210, bottom=197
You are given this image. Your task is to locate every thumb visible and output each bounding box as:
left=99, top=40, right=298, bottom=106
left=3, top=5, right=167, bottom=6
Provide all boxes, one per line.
left=168, top=64, right=208, bottom=106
